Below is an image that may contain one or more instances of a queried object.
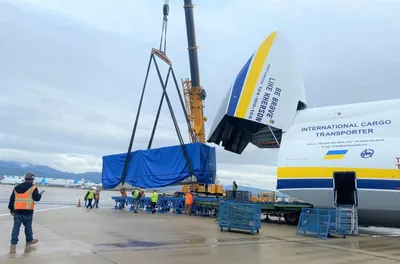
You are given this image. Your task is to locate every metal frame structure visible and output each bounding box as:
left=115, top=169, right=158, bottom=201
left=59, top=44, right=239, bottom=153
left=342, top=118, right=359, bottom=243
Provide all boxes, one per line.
left=120, top=48, right=196, bottom=186
left=182, top=78, right=194, bottom=142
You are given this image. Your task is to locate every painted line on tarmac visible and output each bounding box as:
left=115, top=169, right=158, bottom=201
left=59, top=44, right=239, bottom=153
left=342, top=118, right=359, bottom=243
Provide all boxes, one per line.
left=0, top=206, right=74, bottom=217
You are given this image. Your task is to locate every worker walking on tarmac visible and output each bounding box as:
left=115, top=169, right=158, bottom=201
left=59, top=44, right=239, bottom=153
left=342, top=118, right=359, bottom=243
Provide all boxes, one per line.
left=93, top=189, right=100, bottom=208
left=8, top=173, right=45, bottom=254
left=85, top=188, right=96, bottom=209
left=84, top=190, right=88, bottom=207
left=232, top=181, right=238, bottom=198
left=150, top=190, right=158, bottom=214
left=184, top=189, right=193, bottom=216
left=132, top=188, right=141, bottom=213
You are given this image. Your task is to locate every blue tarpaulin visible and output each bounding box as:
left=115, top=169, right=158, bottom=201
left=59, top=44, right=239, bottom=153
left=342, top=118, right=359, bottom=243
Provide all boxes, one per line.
left=101, top=143, right=216, bottom=189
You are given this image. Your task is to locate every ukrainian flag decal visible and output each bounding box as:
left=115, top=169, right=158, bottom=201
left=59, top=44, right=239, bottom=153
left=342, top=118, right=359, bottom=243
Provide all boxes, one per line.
left=323, top=149, right=348, bottom=160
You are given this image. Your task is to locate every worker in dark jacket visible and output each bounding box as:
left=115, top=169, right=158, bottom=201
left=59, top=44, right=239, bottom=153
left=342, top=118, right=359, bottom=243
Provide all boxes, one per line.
left=8, top=173, right=44, bottom=254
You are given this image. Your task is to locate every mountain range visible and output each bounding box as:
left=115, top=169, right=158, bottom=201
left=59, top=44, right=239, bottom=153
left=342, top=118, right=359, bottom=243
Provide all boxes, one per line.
left=0, top=160, right=101, bottom=182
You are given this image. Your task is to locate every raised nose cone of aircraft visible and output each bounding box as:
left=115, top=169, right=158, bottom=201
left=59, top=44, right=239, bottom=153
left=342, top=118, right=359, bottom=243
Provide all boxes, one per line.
left=207, top=31, right=307, bottom=154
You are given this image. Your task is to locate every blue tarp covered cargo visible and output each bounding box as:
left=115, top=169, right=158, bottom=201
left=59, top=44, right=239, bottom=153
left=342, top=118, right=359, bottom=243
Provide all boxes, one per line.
left=102, top=142, right=216, bottom=189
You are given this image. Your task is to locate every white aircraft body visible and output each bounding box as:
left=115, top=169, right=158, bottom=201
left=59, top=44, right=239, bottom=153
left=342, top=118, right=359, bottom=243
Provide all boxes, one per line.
left=207, top=31, right=400, bottom=227
left=0, top=176, right=23, bottom=185
left=64, top=179, right=85, bottom=188
left=1, top=175, right=87, bottom=188
left=81, top=182, right=102, bottom=190
left=275, top=100, right=400, bottom=227
left=45, top=178, right=82, bottom=187
left=35, top=177, right=54, bottom=185
left=45, top=178, right=70, bottom=187
left=33, top=177, right=43, bottom=185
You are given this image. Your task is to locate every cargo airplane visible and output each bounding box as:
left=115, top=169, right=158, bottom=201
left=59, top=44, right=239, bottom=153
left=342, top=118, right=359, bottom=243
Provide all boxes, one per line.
left=207, top=31, right=400, bottom=227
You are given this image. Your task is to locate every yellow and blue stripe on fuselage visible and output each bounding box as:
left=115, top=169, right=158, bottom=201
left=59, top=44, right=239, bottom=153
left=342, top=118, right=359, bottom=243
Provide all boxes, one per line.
left=277, top=167, right=400, bottom=190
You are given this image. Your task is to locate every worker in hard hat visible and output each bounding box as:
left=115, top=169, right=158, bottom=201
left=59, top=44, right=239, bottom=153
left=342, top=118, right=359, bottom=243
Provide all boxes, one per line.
left=132, top=188, right=141, bottom=213
left=184, top=189, right=193, bottom=216
left=8, top=173, right=45, bottom=254
left=150, top=190, right=159, bottom=214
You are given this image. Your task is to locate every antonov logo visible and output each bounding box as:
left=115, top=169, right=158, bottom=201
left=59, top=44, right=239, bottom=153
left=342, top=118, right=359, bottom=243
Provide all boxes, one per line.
left=396, top=157, right=400, bottom=169
left=360, top=149, right=374, bottom=159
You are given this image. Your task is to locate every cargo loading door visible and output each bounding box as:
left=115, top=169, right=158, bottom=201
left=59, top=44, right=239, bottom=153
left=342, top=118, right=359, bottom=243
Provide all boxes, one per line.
left=333, top=171, right=358, bottom=207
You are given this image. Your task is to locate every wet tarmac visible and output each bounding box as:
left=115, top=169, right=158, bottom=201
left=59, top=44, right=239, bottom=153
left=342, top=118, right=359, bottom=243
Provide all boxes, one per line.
left=1, top=185, right=400, bottom=263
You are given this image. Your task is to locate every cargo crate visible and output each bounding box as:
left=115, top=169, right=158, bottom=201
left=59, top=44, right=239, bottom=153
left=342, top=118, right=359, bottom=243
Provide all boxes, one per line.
left=225, top=190, right=252, bottom=201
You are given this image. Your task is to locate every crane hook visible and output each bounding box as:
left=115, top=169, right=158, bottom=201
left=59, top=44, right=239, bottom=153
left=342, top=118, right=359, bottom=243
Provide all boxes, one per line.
left=163, top=0, right=169, bottom=19
left=159, top=0, right=170, bottom=54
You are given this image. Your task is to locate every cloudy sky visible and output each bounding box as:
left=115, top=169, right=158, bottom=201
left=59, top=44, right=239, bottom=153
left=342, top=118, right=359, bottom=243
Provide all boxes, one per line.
left=0, top=0, right=399, bottom=189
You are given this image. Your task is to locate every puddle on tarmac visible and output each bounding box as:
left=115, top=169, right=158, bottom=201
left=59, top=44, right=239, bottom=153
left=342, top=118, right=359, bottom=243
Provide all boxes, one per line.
left=184, top=236, right=263, bottom=244
left=95, top=236, right=266, bottom=249
left=97, top=240, right=169, bottom=248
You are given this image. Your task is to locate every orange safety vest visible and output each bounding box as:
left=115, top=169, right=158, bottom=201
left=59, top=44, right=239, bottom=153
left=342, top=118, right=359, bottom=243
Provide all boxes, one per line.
left=121, top=191, right=127, bottom=197
left=14, top=186, right=37, bottom=210
left=95, top=192, right=100, bottom=199
left=185, top=192, right=193, bottom=205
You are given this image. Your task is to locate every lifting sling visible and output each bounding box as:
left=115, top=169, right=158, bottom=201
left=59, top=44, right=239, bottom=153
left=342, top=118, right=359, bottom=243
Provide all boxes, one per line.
left=120, top=1, right=195, bottom=186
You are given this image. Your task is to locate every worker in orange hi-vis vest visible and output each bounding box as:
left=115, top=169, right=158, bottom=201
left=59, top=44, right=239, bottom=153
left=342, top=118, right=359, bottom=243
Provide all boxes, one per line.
left=184, top=189, right=193, bottom=216
left=8, top=173, right=45, bottom=254
left=119, top=188, right=127, bottom=209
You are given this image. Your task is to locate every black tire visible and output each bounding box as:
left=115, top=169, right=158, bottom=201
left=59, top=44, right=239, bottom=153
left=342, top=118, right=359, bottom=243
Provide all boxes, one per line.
left=284, top=213, right=300, bottom=225
left=220, top=227, right=223, bottom=232
left=257, top=229, right=259, bottom=234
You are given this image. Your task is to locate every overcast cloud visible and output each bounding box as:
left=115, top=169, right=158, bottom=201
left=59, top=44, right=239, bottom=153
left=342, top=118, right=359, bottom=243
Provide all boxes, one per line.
left=0, top=0, right=399, bottom=189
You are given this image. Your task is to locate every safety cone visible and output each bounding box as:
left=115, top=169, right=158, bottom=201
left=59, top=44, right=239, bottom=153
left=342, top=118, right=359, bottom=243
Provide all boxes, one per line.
left=77, top=199, right=81, bottom=207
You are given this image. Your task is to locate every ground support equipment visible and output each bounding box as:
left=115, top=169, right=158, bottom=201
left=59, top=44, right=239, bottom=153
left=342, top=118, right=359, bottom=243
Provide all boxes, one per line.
left=111, top=196, right=133, bottom=210
left=296, top=208, right=349, bottom=239
left=192, top=197, right=219, bottom=217
left=111, top=196, right=219, bottom=215
left=260, top=201, right=313, bottom=225
left=218, top=200, right=261, bottom=234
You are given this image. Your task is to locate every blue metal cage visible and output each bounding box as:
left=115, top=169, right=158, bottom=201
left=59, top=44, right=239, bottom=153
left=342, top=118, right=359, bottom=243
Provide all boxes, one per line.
left=296, top=208, right=349, bottom=239
left=218, top=201, right=261, bottom=234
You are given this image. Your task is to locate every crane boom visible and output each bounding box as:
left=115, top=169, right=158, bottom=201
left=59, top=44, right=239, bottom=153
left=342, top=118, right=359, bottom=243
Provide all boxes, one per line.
left=180, top=0, right=222, bottom=197
left=183, top=0, right=200, bottom=87
left=183, top=0, right=206, bottom=143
